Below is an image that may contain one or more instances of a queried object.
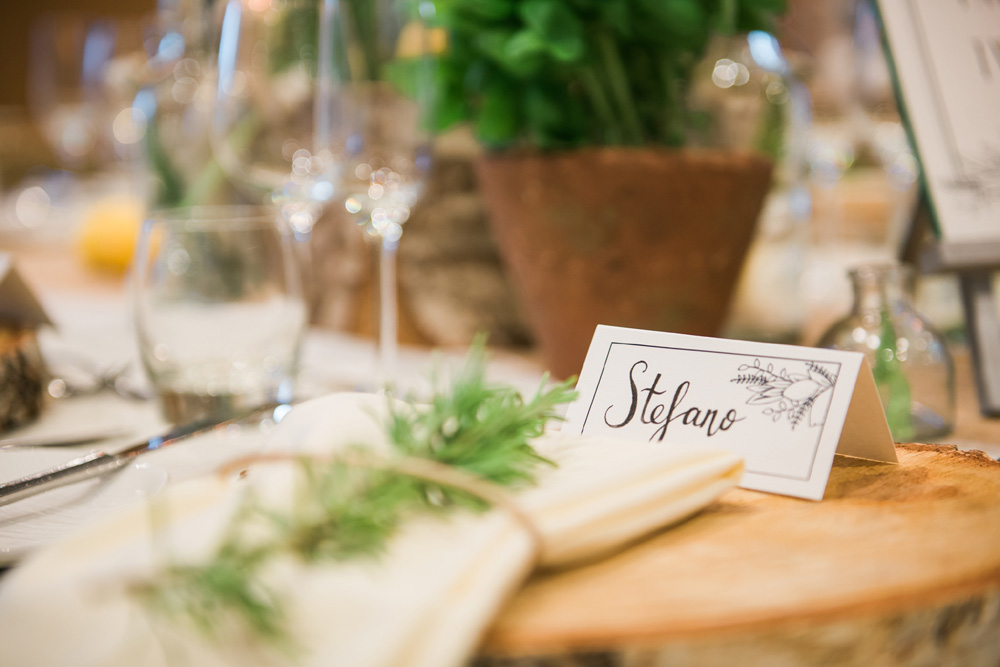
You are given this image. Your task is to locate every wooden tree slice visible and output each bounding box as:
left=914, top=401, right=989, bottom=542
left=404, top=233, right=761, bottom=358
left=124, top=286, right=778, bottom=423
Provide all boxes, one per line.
left=475, top=445, right=1000, bottom=666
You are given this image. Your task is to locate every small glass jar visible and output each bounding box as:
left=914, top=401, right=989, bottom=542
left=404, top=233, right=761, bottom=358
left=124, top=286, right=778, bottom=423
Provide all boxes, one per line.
left=817, top=263, right=955, bottom=442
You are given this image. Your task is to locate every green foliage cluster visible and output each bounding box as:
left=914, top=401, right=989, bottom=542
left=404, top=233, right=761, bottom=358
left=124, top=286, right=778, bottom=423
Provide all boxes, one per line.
left=431, top=0, right=785, bottom=150
left=386, top=342, right=566, bottom=493
left=138, top=340, right=576, bottom=645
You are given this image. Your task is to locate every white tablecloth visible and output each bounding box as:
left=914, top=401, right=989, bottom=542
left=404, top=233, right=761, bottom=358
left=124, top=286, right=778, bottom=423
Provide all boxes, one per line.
left=0, top=287, right=548, bottom=563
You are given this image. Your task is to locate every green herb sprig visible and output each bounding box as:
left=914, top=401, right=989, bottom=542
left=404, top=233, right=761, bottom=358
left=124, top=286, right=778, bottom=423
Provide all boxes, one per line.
left=387, top=342, right=571, bottom=504
left=137, top=340, right=576, bottom=646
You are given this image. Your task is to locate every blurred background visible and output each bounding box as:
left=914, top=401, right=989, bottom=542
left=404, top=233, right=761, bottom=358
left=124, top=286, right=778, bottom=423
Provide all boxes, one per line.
left=0, top=0, right=967, bottom=355
left=0, top=0, right=155, bottom=178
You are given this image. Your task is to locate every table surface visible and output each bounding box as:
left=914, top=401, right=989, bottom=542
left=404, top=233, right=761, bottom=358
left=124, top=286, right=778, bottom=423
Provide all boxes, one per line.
left=4, top=240, right=1000, bottom=664
left=6, top=240, right=998, bottom=451
left=481, top=445, right=1000, bottom=659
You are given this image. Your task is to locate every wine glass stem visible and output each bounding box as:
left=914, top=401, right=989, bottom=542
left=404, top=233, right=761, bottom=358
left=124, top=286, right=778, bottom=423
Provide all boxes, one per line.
left=379, top=236, right=399, bottom=391
left=277, top=204, right=318, bottom=320
left=294, top=236, right=318, bottom=320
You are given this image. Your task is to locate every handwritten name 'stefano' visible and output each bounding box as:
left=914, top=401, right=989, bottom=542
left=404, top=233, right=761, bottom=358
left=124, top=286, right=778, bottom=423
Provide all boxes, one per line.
left=604, top=360, right=744, bottom=440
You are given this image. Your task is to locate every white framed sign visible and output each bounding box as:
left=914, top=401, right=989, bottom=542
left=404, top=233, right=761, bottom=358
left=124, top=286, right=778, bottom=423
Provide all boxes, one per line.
left=877, top=0, right=1000, bottom=244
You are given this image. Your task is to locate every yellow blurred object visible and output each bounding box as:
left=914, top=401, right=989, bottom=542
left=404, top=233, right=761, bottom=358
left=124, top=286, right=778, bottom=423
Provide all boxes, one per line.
left=396, top=22, right=447, bottom=58
left=76, top=196, right=144, bottom=273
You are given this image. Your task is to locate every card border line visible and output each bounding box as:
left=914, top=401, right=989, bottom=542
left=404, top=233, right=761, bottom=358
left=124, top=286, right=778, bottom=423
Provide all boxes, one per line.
left=577, top=341, right=844, bottom=482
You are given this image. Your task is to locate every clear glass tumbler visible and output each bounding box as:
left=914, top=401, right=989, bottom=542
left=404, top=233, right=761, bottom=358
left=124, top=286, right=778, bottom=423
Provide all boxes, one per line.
left=131, top=205, right=307, bottom=423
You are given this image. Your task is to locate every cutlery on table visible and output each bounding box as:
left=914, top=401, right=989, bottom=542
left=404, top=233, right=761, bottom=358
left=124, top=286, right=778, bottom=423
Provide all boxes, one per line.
left=0, top=403, right=290, bottom=507
left=0, top=426, right=134, bottom=450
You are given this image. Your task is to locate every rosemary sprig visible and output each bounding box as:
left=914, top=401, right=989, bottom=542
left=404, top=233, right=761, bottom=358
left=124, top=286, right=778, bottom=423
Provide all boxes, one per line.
left=139, top=496, right=293, bottom=647
left=137, top=341, right=576, bottom=646
left=142, top=542, right=288, bottom=643
left=279, top=463, right=417, bottom=562
left=387, top=341, right=575, bottom=505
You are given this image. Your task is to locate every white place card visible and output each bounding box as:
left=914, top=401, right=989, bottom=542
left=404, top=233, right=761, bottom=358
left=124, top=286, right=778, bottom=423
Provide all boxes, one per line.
left=562, top=326, right=897, bottom=501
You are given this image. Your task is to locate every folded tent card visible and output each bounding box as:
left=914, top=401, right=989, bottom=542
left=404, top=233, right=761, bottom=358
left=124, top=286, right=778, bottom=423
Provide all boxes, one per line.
left=563, top=326, right=898, bottom=501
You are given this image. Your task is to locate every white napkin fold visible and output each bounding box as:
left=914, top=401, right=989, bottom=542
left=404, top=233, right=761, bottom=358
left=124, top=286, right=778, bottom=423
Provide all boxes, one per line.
left=0, top=392, right=742, bottom=667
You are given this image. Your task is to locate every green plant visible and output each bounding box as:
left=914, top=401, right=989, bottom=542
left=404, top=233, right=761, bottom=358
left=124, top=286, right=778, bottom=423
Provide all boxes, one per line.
left=431, top=0, right=786, bottom=150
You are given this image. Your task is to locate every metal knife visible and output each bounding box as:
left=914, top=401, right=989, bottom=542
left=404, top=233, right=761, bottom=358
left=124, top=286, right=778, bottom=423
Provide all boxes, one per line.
left=0, top=402, right=290, bottom=507
left=0, top=426, right=133, bottom=449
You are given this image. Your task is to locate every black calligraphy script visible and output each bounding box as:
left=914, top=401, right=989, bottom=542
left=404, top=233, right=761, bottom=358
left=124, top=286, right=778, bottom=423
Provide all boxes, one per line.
left=603, top=360, right=744, bottom=441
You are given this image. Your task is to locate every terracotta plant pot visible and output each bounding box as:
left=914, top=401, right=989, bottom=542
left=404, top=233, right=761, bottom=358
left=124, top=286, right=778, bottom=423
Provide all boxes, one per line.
left=476, top=147, right=774, bottom=379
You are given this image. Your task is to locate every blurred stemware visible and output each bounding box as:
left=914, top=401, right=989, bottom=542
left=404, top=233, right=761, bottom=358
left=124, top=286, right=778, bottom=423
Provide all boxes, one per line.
left=213, top=0, right=337, bottom=237
left=213, top=0, right=437, bottom=391
left=212, top=0, right=346, bottom=339
left=322, top=0, right=437, bottom=390
left=29, top=11, right=152, bottom=172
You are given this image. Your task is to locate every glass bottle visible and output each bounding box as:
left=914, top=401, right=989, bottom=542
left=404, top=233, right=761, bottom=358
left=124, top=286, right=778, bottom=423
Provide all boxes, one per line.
left=817, top=263, right=955, bottom=442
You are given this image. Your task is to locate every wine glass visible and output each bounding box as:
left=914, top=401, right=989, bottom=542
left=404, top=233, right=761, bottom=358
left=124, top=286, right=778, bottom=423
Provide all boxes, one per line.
left=212, top=0, right=341, bottom=336
left=321, top=0, right=437, bottom=390
left=212, top=0, right=337, bottom=238
left=212, top=0, right=437, bottom=391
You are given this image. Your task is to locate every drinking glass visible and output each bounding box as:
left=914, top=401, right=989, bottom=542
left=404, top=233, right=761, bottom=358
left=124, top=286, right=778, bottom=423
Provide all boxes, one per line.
left=131, top=205, right=308, bottom=423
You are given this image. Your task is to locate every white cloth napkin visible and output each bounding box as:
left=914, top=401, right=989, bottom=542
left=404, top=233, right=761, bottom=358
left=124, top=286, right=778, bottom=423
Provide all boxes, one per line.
left=0, top=393, right=742, bottom=666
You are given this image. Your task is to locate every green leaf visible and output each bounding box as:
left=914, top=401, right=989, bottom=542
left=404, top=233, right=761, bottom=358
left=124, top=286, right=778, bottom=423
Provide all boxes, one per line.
left=474, top=29, right=548, bottom=78
left=385, top=335, right=575, bottom=490
left=474, top=29, right=515, bottom=65
left=452, top=0, right=517, bottom=22
left=736, top=0, right=787, bottom=32
left=597, top=2, right=632, bottom=38
left=475, top=76, right=520, bottom=147
left=504, top=30, right=549, bottom=76
left=519, top=0, right=586, bottom=63
left=524, top=83, right=587, bottom=148
left=633, top=0, right=709, bottom=48
left=524, top=84, right=564, bottom=131
left=431, top=84, right=469, bottom=132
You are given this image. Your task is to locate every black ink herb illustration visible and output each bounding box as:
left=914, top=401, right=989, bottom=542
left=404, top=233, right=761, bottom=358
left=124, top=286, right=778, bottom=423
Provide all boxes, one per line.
left=731, top=359, right=837, bottom=429
left=947, top=146, right=1000, bottom=205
